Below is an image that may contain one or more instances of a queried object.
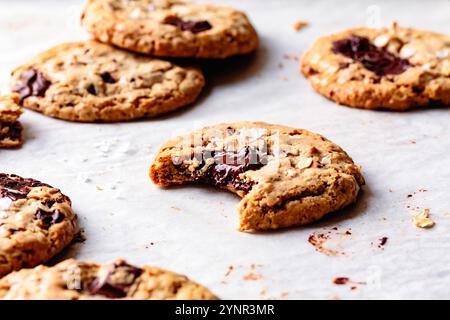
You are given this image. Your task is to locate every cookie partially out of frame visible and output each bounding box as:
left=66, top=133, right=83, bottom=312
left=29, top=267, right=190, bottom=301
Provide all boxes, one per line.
left=0, top=95, right=23, bottom=148
left=0, top=259, right=217, bottom=300
left=0, top=174, right=78, bottom=277
left=81, top=0, right=258, bottom=58
left=301, top=24, right=450, bottom=110
left=10, top=41, right=205, bottom=122
left=150, top=122, right=364, bottom=231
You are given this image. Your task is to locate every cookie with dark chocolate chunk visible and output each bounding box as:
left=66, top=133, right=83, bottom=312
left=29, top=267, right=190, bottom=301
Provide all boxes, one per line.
left=150, top=122, right=365, bottom=231
left=0, top=174, right=78, bottom=277
left=301, top=24, right=450, bottom=110
left=9, top=40, right=204, bottom=122
left=0, top=95, right=23, bottom=148
left=0, top=259, right=217, bottom=300
left=81, top=0, right=258, bottom=58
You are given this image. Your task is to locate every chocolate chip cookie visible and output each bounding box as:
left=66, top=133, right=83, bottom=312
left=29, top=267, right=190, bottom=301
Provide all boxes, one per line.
left=10, top=40, right=205, bottom=122
left=0, top=259, right=217, bottom=299
left=81, top=0, right=258, bottom=58
left=150, top=122, right=365, bottom=231
left=0, top=174, right=78, bottom=277
left=0, top=95, right=23, bottom=148
left=301, top=24, right=450, bottom=110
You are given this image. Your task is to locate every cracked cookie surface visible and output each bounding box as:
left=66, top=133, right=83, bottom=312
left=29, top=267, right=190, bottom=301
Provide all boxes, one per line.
left=0, top=95, right=23, bottom=148
left=81, top=0, right=258, bottom=58
left=150, top=122, right=365, bottom=231
left=0, top=174, right=77, bottom=277
left=9, top=40, right=205, bottom=122
left=0, top=259, right=217, bottom=300
left=301, top=25, right=450, bottom=110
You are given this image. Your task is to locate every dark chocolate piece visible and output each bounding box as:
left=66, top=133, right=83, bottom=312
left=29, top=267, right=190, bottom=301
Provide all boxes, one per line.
left=332, top=35, right=410, bottom=76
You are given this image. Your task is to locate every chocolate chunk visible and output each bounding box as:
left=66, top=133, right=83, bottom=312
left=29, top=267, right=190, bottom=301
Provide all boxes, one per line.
left=195, top=147, right=267, bottom=193
left=87, top=261, right=142, bottom=298
left=378, top=236, right=388, bottom=247
left=163, top=16, right=212, bottom=34
left=87, top=84, right=97, bottom=95
left=12, top=68, right=51, bottom=103
left=100, top=72, right=116, bottom=84
left=0, top=174, right=49, bottom=201
left=35, top=208, right=64, bottom=228
left=332, top=35, right=410, bottom=76
left=0, top=121, right=22, bottom=141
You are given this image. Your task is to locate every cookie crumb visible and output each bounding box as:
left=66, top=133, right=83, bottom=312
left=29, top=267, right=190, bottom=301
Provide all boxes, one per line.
left=293, top=20, right=308, bottom=31
left=224, top=265, right=234, bottom=277
left=283, top=54, right=299, bottom=62
left=413, top=208, right=435, bottom=228
left=243, top=272, right=262, bottom=281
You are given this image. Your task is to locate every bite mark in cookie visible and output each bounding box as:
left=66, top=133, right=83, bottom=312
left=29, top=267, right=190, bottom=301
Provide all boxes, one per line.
left=0, top=174, right=77, bottom=277
left=150, top=122, right=364, bottom=231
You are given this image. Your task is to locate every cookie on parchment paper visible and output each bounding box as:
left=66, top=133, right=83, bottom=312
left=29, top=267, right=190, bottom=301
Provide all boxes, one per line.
left=150, top=122, right=364, bottom=231
left=81, top=0, right=258, bottom=58
left=10, top=41, right=205, bottom=122
left=0, top=174, right=78, bottom=277
left=301, top=24, right=450, bottom=110
left=0, top=259, right=217, bottom=300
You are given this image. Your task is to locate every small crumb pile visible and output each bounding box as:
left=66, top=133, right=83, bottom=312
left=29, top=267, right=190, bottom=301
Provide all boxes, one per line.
left=293, top=20, right=308, bottom=32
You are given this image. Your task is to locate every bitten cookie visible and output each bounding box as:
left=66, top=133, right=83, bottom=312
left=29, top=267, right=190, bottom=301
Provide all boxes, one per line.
left=81, top=0, right=258, bottom=58
left=0, top=95, right=23, bottom=148
left=10, top=41, right=205, bottom=122
left=301, top=24, right=450, bottom=110
left=0, top=259, right=217, bottom=300
left=150, top=122, right=364, bottom=231
left=0, top=174, right=77, bottom=277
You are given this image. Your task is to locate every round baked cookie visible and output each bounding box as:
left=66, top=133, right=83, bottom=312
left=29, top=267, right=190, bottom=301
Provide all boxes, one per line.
left=301, top=24, right=450, bottom=110
left=10, top=40, right=205, bottom=122
left=0, top=259, right=217, bottom=300
left=0, top=174, right=78, bottom=277
left=150, top=122, right=365, bottom=231
left=81, top=0, right=258, bottom=59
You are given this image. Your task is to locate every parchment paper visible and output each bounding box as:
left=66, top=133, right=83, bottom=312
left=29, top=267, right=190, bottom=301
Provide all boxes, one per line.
left=1, top=0, right=449, bottom=299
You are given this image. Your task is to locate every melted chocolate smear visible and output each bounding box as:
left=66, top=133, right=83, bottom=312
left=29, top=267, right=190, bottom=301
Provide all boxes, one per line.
left=0, top=122, right=22, bottom=141
left=35, top=208, right=64, bottom=228
left=0, top=174, right=49, bottom=201
left=12, top=68, right=51, bottom=103
left=196, top=147, right=267, bottom=193
left=332, top=35, right=410, bottom=76
left=333, top=277, right=350, bottom=285
left=163, top=16, right=212, bottom=33
left=87, top=261, right=143, bottom=298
